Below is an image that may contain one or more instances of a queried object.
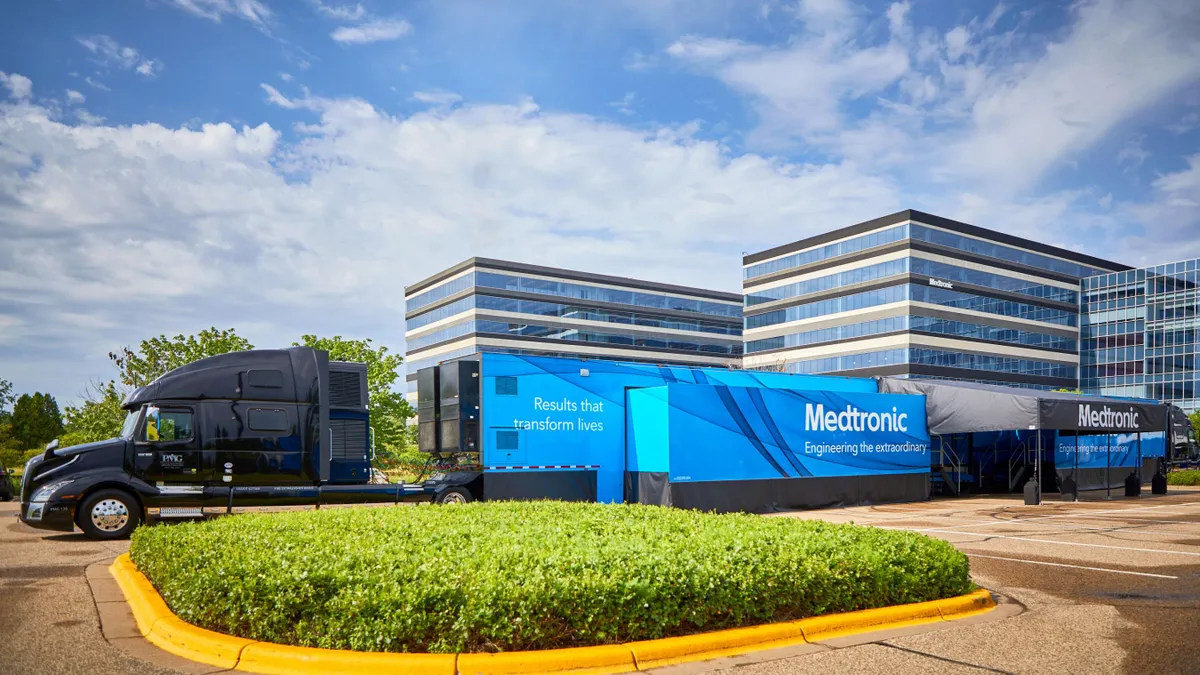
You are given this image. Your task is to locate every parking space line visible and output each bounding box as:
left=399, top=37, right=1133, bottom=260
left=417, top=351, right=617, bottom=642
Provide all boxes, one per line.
left=878, top=526, right=1200, bottom=557
left=913, top=519, right=1200, bottom=538
left=965, top=555, right=1180, bottom=579
left=924, top=503, right=1200, bottom=529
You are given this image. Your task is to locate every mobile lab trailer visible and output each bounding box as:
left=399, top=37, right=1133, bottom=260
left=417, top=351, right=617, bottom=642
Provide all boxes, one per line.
left=19, top=347, right=471, bottom=540
left=419, top=353, right=932, bottom=512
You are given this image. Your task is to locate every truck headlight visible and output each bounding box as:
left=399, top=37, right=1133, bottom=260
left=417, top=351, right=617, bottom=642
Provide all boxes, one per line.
left=32, top=479, right=74, bottom=503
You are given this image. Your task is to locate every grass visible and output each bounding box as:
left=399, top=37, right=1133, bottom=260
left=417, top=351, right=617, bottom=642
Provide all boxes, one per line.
left=130, top=501, right=972, bottom=654
left=1168, top=469, right=1200, bottom=486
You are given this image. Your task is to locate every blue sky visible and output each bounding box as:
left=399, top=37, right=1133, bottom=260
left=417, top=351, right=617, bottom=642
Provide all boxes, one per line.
left=1, top=0, right=1198, bottom=404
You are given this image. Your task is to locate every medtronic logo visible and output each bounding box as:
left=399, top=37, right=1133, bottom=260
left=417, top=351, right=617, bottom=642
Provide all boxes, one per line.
left=1078, top=404, right=1138, bottom=429
left=805, top=403, right=908, bottom=433
left=928, top=278, right=954, bottom=289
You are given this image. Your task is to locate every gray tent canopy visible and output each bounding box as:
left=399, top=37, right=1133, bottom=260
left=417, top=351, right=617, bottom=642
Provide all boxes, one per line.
left=876, top=378, right=1169, bottom=436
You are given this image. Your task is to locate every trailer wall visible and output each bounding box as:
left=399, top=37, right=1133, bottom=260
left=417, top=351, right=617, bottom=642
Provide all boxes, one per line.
left=478, top=354, right=877, bottom=503
left=626, top=384, right=931, bottom=512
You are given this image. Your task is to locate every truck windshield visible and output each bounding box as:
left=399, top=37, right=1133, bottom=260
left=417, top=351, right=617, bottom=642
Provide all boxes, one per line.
left=119, top=410, right=140, bottom=439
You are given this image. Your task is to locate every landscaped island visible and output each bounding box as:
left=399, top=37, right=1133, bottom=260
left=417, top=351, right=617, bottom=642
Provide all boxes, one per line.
left=129, top=502, right=972, bottom=653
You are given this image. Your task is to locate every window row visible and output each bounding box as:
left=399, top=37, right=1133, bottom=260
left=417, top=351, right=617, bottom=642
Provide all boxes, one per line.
left=745, top=314, right=1076, bottom=354
left=1082, top=346, right=1145, bottom=365
left=746, top=283, right=1078, bottom=330
left=407, top=293, right=744, bottom=338
left=407, top=270, right=743, bottom=318
left=744, top=258, right=908, bottom=306
left=409, top=318, right=743, bottom=355
left=907, top=224, right=1111, bottom=280
left=779, top=347, right=1078, bottom=379
left=743, top=225, right=908, bottom=280
left=745, top=223, right=1113, bottom=282
left=1080, top=319, right=1144, bottom=339
left=1081, top=308, right=1145, bottom=326
left=1084, top=259, right=1200, bottom=290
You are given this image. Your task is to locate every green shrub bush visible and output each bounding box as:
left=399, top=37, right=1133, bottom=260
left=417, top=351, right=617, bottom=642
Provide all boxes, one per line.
left=1168, top=469, right=1200, bottom=486
left=130, top=502, right=972, bottom=653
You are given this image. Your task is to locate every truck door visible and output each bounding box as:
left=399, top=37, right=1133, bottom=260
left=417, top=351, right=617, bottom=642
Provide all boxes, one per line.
left=132, top=404, right=211, bottom=484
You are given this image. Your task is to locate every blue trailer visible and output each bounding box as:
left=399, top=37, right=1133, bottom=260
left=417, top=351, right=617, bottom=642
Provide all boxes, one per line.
left=419, top=353, right=932, bottom=512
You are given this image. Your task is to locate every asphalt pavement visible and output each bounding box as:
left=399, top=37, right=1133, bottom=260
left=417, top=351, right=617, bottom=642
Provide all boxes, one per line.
left=5, top=491, right=1200, bottom=675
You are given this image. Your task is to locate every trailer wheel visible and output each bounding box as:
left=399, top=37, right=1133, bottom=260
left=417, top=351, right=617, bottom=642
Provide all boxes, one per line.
left=436, top=487, right=472, bottom=505
left=78, top=489, right=141, bottom=540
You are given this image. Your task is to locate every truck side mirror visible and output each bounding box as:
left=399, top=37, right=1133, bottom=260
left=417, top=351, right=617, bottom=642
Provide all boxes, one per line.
left=43, top=438, right=60, bottom=458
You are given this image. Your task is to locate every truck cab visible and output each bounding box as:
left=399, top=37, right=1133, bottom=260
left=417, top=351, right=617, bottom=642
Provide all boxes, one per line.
left=17, top=346, right=446, bottom=540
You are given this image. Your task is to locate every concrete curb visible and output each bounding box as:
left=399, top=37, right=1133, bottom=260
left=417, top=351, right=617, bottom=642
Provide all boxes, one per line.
left=110, top=554, right=996, bottom=675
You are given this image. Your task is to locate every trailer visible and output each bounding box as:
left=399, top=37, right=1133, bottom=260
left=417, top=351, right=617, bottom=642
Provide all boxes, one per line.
left=18, top=347, right=472, bottom=540
left=417, top=353, right=933, bottom=512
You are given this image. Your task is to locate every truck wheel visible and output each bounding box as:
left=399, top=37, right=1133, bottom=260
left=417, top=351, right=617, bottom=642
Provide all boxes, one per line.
left=436, top=487, right=472, bottom=505
left=79, top=489, right=142, bottom=540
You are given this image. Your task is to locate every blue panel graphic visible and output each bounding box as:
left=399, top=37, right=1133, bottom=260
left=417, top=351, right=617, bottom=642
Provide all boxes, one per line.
left=662, top=386, right=930, bottom=482
left=479, top=354, right=879, bottom=502
left=1055, top=432, right=1166, bottom=469
left=626, top=388, right=669, bottom=473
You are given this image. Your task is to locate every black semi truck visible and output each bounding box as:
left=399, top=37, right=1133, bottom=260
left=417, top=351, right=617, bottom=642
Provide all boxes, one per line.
left=18, top=347, right=477, bottom=540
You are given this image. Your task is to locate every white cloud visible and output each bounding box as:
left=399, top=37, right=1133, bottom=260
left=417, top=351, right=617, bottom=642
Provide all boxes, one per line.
left=666, top=36, right=758, bottom=61
left=1167, top=111, right=1200, bottom=134
left=670, top=0, right=1200, bottom=201
left=1117, top=136, right=1150, bottom=171
left=74, top=109, right=106, bottom=125
left=280, top=72, right=293, bottom=82
left=165, top=0, right=271, bottom=25
left=260, top=83, right=299, bottom=108
left=331, top=18, right=412, bottom=44
left=0, top=72, right=32, bottom=99
left=311, top=1, right=365, bottom=21
left=0, top=90, right=899, bottom=401
left=66, top=89, right=86, bottom=105
left=85, top=76, right=111, bottom=91
left=77, top=35, right=162, bottom=77
left=938, top=0, right=1200, bottom=195
left=411, top=90, right=463, bottom=106
left=610, top=91, right=636, bottom=116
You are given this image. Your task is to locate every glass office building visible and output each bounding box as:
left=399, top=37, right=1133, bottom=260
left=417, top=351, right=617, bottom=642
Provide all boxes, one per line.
left=742, top=210, right=1127, bottom=389
left=1081, top=259, right=1200, bottom=413
left=403, top=258, right=744, bottom=397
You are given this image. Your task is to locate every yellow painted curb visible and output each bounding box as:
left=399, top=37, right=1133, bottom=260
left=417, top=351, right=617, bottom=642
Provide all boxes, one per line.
left=237, top=641, right=457, bottom=675
left=458, top=644, right=636, bottom=675
left=110, top=553, right=997, bottom=675
left=626, top=619, right=807, bottom=669
left=797, top=597, right=945, bottom=643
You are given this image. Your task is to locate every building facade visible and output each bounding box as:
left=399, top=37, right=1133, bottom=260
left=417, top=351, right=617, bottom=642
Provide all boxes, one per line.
left=741, top=210, right=1127, bottom=390
left=403, top=258, right=744, bottom=396
left=1080, top=259, right=1200, bottom=413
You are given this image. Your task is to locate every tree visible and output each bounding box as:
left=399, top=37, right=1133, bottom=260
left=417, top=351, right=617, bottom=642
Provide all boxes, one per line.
left=0, top=377, right=13, bottom=423
left=293, top=335, right=413, bottom=459
left=62, top=381, right=127, bottom=445
left=11, top=392, right=63, bottom=448
left=1053, top=388, right=1084, bottom=394
left=1191, top=410, right=1200, bottom=439
left=110, top=327, right=254, bottom=387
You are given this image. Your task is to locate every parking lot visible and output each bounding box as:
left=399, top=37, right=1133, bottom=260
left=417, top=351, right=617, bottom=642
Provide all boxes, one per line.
left=6, top=490, right=1200, bottom=675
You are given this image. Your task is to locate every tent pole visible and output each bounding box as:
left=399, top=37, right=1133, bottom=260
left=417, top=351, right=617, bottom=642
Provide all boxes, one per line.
left=1036, top=428, right=1042, bottom=505
left=1138, top=431, right=1143, bottom=484
left=1106, top=434, right=1112, bottom=500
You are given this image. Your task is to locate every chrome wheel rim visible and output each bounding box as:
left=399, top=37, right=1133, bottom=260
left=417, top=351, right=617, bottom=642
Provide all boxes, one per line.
left=442, top=492, right=467, bottom=504
left=91, top=499, right=129, bottom=532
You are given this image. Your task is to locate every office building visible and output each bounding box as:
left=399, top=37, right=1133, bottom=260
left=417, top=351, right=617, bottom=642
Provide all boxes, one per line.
left=403, top=258, right=744, bottom=396
left=1081, top=258, right=1200, bottom=413
left=741, top=210, right=1127, bottom=389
